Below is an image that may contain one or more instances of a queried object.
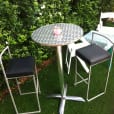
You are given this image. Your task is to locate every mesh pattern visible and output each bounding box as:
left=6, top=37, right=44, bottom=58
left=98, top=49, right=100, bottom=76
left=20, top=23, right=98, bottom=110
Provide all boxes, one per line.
left=32, top=23, right=83, bottom=46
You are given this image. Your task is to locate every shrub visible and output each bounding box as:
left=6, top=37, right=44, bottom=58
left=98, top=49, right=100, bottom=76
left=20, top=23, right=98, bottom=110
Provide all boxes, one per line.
left=0, top=0, right=102, bottom=63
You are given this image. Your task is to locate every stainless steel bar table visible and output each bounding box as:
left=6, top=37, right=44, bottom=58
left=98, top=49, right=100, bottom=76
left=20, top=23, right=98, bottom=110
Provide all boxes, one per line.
left=31, top=23, right=85, bottom=114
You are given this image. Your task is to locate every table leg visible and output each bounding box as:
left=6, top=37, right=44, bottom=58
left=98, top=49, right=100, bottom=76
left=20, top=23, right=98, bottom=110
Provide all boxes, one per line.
left=48, top=46, right=85, bottom=114
left=56, top=46, right=65, bottom=95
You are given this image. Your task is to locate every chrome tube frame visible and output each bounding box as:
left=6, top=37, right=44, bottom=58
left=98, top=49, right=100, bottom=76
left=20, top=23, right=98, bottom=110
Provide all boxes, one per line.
left=0, top=46, right=41, bottom=114
left=65, top=47, right=72, bottom=75
left=74, top=31, right=114, bottom=102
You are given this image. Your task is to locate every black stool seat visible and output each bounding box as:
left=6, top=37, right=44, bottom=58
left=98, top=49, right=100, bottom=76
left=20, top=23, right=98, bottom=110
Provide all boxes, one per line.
left=6, top=56, right=35, bottom=78
left=76, top=44, right=111, bottom=65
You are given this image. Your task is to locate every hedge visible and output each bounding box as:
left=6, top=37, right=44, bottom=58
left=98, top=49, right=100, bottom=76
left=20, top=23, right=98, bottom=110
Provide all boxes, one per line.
left=0, top=0, right=103, bottom=64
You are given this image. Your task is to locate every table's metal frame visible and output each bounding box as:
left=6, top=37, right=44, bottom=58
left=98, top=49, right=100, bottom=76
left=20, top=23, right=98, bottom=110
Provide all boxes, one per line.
left=32, top=23, right=85, bottom=114
left=48, top=46, right=85, bottom=114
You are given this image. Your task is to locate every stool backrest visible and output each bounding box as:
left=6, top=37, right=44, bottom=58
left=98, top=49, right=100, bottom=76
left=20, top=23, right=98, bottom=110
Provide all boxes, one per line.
left=91, top=32, right=114, bottom=69
left=91, top=32, right=113, bottom=48
left=0, top=46, right=12, bottom=78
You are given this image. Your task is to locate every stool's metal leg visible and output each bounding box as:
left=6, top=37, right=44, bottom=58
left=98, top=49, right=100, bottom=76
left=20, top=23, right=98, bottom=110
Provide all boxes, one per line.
left=6, top=79, right=18, bottom=114
left=65, top=47, right=72, bottom=75
left=65, top=47, right=68, bottom=65
left=68, top=55, right=72, bottom=75
left=87, top=61, right=112, bottom=102
left=33, top=76, right=41, bottom=113
left=86, top=66, right=91, bottom=101
left=74, top=58, right=78, bottom=85
left=35, top=65, right=41, bottom=94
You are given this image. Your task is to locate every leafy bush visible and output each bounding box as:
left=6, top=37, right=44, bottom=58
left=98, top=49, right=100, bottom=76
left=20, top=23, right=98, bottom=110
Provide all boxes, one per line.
left=101, top=0, right=112, bottom=11
left=71, top=0, right=101, bottom=32
left=0, top=0, right=53, bottom=64
left=0, top=0, right=102, bottom=63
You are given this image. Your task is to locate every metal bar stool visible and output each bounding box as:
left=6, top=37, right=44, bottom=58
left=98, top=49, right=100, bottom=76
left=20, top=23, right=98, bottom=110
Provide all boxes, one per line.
left=0, top=45, right=41, bottom=114
left=74, top=31, right=114, bottom=102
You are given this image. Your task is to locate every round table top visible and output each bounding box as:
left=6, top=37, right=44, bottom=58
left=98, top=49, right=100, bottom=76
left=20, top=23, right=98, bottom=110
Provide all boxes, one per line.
left=31, top=23, right=83, bottom=46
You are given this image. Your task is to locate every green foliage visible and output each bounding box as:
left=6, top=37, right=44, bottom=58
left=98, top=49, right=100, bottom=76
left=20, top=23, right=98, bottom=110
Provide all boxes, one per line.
left=0, top=0, right=102, bottom=64
left=0, top=0, right=53, bottom=64
left=33, top=0, right=71, bottom=26
left=101, top=0, right=112, bottom=11
left=74, top=0, right=101, bottom=32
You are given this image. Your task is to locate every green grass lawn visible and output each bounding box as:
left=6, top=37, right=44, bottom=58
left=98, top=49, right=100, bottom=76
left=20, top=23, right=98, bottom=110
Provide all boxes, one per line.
left=0, top=47, right=114, bottom=114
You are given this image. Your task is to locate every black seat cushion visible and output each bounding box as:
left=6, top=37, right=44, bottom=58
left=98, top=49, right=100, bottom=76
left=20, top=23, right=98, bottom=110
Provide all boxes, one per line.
left=76, top=44, right=111, bottom=65
left=6, top=56, right=35, bottom=78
